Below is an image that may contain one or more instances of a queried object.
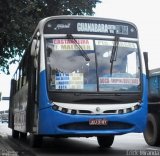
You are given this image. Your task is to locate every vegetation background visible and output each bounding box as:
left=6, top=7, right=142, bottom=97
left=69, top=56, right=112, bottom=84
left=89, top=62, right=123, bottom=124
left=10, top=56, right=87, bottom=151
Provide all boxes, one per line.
left=0, top=0, right=101, bottom=74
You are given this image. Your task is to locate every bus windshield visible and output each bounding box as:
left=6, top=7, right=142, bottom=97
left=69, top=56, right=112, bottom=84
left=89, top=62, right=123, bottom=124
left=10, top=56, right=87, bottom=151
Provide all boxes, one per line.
left=46, top=38, right=140, bottom=92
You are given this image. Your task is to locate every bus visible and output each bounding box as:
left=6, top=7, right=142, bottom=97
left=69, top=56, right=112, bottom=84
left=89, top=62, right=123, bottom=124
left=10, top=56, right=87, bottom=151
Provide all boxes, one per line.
left=0, top=110, right=9, bottom=123
left=9, top=15, right=148, bottom=148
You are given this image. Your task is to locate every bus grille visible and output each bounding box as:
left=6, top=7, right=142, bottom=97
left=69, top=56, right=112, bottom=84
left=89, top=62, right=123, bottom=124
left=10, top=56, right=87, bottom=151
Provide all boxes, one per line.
left=59, top=121, right=133, bottom=131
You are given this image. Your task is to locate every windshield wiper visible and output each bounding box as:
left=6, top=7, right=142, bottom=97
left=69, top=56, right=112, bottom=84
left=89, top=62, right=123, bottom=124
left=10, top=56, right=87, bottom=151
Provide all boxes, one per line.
left=110, top=36, right=119, bottom=75
left=66, top=34, right=90, bottom=61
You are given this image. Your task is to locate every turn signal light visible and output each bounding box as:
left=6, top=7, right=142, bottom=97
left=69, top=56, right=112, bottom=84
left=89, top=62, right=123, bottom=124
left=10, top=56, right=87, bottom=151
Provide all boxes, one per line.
left=118, top=109, right=123, bottom=114
left=52, top=105, right=59, bottom=111
left=71, top=110, right=77, bottom=115
left=62, top=108, right=68, bottom=113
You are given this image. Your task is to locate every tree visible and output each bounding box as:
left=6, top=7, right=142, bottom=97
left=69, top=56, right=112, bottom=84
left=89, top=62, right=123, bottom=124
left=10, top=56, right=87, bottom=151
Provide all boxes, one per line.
left=0, top=0, right=101, bottom=74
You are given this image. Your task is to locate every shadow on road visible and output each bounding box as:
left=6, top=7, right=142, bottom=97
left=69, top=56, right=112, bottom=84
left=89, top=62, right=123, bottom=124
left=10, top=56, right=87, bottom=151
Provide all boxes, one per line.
left=23, top=137, right=126, bottom=156
left=7, top=134, right=151, bottom=156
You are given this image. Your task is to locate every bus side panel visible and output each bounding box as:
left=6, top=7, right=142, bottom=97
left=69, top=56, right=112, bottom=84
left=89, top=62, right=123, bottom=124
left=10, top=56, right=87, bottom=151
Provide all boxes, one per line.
left=9, top=83, right=28, bottom=132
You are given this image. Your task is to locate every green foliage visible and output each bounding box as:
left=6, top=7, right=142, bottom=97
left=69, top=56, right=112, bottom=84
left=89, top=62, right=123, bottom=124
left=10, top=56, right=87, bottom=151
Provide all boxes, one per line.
left=0, top=0, right=101, bottom=74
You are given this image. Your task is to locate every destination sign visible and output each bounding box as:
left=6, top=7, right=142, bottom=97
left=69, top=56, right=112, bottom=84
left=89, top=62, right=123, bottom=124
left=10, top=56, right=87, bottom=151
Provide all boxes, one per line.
left=77, top=23, right=128, bottom=35
left=44, top=18, right=138, bottom=38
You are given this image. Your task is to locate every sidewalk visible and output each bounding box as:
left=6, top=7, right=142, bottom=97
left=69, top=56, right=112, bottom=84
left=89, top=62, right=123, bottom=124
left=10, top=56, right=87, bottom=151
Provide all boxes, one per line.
left=0, top=123, right=18, bottom=156
left=0, top=136, right=18, bottom=156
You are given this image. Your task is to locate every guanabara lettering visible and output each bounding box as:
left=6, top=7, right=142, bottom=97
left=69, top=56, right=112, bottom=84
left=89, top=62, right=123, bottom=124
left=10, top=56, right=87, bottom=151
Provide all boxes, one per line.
left=77, top=22, right=128, bottom=35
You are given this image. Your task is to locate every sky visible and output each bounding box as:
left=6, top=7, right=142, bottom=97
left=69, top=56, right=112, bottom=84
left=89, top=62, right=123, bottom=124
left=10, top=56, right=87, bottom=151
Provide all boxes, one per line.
left=0, top=0, right=160, bottom=110
left=94, top=0, right=160, bottom=69
left=0, top=65, right=16, bottom=110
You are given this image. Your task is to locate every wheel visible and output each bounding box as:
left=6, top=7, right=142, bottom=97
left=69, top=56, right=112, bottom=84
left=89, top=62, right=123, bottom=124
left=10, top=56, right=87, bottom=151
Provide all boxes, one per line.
left=143, top=113, right=160, bottom=146
left=29, top=134, right=42, bottom=148
left=97, top=135, right=114, bottom=148
left=12, top=130, right=19, bottom=139
left=20, top=132, right=27, bottom=140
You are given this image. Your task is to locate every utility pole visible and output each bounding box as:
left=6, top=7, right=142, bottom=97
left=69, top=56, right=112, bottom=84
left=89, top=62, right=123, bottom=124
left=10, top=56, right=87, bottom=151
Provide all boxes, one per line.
left=0, top=92, right=1, bottom=101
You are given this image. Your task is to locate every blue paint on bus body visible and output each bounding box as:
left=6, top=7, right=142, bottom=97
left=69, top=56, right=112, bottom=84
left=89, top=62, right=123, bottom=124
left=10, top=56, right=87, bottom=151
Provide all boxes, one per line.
left=38, top=70, right=148, bottom=136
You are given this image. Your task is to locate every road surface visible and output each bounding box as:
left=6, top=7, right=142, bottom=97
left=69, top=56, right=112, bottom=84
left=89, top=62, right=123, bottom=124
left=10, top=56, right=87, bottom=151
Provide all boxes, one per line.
left=0, top=123, right=160, bottom=156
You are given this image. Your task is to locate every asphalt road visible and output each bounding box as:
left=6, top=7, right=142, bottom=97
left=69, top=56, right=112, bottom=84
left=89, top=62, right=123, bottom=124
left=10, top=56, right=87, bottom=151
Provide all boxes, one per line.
left=0, top=123, right=160, bottom=156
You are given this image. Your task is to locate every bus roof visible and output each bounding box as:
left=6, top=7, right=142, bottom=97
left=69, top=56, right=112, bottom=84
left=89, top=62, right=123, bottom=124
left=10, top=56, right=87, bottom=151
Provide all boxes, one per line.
left=33, top=15, right=138, bottom=39
left=39, top=15, right=137, bottom=29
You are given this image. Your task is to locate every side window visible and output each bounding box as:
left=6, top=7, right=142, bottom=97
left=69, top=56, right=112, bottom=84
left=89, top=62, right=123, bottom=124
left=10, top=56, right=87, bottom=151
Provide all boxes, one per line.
left=21, top=55, right=29, bottom=87
left=12, top=53, right=29, bottom=93
left=15, top=69, right=19, bottom=91
left=18, top=67, right=22, bottom=90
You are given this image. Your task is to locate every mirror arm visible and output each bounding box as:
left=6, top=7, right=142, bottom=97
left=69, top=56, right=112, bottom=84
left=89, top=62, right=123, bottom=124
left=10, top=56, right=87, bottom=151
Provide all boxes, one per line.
left=143, top=52, right=149, bottom=79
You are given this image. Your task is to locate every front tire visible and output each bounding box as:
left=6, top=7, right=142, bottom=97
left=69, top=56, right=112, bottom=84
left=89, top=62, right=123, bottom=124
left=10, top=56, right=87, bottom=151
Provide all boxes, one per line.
left=143, top=113, right=160, bottom=146
left=20, top=132, right=27, bottom=140
left=29, top=134, right=42, bottom=148
left=97, top=135, right=114, bottom=148
left=12, top=130, right=19, bottom=139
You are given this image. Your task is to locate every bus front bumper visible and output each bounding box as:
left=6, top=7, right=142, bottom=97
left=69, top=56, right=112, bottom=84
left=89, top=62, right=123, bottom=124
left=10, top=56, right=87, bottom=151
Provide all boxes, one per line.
left=38, top=105, right=147, bottom=136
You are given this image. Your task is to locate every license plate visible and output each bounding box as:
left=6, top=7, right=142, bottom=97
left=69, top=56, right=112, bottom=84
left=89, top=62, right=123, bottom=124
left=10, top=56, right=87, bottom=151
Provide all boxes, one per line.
left=89, top=119, right=108, bottom=126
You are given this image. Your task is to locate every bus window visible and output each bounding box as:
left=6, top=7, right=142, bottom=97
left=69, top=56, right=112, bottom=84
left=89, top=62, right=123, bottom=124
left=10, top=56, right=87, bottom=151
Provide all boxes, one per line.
left=46, top=39, right=97, bottom=91
left=96, top=40, right=140, bottom=92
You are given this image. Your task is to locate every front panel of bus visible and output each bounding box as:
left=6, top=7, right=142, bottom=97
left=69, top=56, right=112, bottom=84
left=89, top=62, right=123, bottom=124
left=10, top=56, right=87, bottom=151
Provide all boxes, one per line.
left=38, top=17, right=147, bottom=136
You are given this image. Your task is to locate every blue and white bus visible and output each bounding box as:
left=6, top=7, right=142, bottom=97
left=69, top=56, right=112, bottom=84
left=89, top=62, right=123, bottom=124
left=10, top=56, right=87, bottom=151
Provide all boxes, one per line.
left=9, top=16, right=148, bottom=148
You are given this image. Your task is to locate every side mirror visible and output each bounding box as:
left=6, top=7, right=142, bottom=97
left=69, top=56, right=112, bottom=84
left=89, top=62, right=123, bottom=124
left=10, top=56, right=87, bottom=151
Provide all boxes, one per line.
left=31, top=39, right=37, bottom=56
left=143, top=52, right=149, bottom=78
left=34, top=58, right=38, bottom=69
left=31, top=39, right=40, bottom=56
left=36, top=40, right=40, bottom=55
